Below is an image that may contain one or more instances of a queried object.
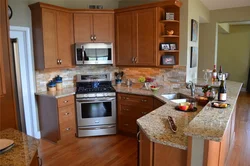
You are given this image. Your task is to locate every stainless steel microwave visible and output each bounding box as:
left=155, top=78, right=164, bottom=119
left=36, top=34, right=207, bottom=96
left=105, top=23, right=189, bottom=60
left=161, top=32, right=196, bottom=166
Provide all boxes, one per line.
left=75, top=43, right=113, bottom=65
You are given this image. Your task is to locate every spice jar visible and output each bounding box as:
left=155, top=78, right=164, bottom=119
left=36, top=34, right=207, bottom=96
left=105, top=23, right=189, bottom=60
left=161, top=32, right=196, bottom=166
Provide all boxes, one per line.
left=48, top=80, right=56, bottom=92
left=55, top=75, right=63, bottom=91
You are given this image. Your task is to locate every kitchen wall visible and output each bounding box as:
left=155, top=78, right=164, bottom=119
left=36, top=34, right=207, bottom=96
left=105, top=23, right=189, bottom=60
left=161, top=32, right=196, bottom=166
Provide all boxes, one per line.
left=198, top=6, right=250, bottom=78
left=217, top=25, right=250, bottom=88
left=36, top=66, right=186, bottom=92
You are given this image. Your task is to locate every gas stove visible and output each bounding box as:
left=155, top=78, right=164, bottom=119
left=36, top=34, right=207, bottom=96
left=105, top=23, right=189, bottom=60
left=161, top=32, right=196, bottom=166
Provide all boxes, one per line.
left=75, top=74, right=116, bottom=98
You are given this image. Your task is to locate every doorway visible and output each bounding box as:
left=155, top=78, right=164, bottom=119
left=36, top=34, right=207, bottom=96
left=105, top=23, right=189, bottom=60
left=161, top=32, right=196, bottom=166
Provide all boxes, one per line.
left=9, top=26, right=40, bottom=138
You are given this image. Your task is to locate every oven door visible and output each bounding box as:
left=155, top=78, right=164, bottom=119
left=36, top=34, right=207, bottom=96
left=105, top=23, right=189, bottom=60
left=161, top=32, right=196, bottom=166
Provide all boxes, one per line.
left=76, top=97, right=116, bottom=126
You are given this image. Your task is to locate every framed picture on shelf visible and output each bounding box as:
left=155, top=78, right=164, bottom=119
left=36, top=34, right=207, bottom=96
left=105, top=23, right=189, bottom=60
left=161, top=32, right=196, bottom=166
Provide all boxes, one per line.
left=160, top=43, right=170, bottom=50
left=191, top=19, right=198, bottom=42
left=161, top=55, right=176, bottom=65
left=170, top=43, right=177, bottom=50
left=190, top=47, right=198, bottom=68
left=166, top=12, right=174, bottom=20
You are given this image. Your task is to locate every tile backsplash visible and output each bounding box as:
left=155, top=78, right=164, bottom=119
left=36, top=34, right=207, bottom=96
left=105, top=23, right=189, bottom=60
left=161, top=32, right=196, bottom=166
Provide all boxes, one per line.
left=35, top=65, right=186, bottom=92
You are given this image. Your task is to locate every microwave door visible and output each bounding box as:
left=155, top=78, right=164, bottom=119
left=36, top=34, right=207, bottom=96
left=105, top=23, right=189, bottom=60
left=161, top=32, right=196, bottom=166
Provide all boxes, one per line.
left=84, top=48, right=97, bottom=64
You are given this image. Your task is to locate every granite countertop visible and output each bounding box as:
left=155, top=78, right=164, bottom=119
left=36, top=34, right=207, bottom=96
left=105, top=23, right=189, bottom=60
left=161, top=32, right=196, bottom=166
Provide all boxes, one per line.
left=35, top=87, right=76, bottom=98
left=0, top=128, right=40, bottom=166
left=35, top=80, right=242, bottom=150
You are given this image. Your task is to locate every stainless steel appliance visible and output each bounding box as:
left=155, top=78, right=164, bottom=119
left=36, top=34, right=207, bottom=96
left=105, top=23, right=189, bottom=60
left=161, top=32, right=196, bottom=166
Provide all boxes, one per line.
left=75, top=73, right=116, bottom=137
left=75, top=43, right=113, bottom=65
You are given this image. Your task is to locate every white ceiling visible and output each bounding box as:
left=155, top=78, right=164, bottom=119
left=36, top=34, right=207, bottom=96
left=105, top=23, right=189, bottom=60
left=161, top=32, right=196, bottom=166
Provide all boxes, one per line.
left=200, top=0, right=250, bottom=10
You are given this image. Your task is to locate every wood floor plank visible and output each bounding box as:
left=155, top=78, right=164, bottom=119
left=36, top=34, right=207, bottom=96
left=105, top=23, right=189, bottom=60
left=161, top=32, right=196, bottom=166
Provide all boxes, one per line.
left=38, top=92, right=250, bottom=166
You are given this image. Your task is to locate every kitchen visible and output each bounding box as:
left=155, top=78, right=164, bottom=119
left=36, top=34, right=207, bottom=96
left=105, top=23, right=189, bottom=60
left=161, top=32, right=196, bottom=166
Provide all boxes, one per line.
left=1, top=0, right=250, bottom=166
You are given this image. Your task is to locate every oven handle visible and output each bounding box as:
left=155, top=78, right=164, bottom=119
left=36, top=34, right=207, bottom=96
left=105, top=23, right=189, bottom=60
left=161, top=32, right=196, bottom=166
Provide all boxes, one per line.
left=76, top=98, right=115, bottom=103
left=78, top=125, right=116, bottom=130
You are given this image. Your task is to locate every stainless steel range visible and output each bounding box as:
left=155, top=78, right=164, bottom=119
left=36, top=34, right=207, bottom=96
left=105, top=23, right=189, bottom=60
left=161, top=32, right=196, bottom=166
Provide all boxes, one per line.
left=75, top=73, right=116, bottom=137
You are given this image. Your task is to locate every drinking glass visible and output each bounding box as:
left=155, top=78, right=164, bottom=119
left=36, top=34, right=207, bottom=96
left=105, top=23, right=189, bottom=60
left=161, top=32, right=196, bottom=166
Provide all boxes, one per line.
left=207, top=89, right=216, bottom=110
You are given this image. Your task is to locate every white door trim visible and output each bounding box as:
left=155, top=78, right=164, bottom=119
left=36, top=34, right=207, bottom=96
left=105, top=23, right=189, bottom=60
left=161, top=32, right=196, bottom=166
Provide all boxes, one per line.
left=10, top=26, right=40, bottom=138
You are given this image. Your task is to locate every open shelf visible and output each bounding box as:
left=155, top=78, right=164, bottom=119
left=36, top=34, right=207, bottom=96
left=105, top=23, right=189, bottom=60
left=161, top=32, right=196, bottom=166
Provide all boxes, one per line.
left=160, top=20, right=179, bottom=23
left=161, top=35, right=179, bottom=38
left=159, top=50, right=179, bottom=53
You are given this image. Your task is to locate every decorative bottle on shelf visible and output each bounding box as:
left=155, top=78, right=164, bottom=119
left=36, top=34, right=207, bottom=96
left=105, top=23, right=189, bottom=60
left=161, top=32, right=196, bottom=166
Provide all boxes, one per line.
left=212, top=65, right=217, bottom=83
left=218, top=74, right=227, bottom=102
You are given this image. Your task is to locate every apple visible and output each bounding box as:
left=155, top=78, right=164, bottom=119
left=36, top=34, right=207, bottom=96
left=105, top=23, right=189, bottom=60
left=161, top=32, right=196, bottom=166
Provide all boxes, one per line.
left=178, top=105, right=189, bottom=111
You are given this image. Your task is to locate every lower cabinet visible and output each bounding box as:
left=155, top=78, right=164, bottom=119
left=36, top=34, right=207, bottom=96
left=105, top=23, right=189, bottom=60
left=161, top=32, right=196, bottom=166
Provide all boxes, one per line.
left=36, top=95, right=76, bottom=143
left=117, top=93, right=165, bottom=135
left=30, top=151, right=41, bottom=166
left=139, top=129, right=187, bottom=166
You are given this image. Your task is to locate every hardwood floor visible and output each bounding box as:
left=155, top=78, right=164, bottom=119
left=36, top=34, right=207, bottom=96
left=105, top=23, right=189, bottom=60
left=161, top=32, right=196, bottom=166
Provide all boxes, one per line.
left=39, top=134, right=138, bottom=166
left=38, top=92, right=250, bottom=166
left=227, top=92, right=250, bottom=166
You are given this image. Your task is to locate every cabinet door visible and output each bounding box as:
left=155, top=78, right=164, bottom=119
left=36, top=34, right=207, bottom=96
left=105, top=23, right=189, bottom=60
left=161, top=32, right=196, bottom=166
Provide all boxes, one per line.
left=133, top=8, right=156, bottom=66
left=74, top=14, right=93, bottom=43
left=42, top=9, right=59, bottom=68
left=139, top=130, right=153, bottom=166
left=57, top=11, right=73, bottom=68
left=93, top=14, right=114, bottom=43
left=115, top=12, right=134, bottom=66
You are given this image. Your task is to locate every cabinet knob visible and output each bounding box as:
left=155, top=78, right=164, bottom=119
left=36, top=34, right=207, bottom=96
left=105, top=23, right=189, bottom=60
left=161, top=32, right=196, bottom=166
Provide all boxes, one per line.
left=123, top=108, right=129, bottom=111
left=141, top=99, right=147, bottom=102
left=141, top=112, right=147, bottom=115
left=59, top=59, right=62, bottom=64
left=66, top=128, right=71, bottom=131
left=90, top=35, right=94, bottom=41
left=134, top=57, right=138, bottom=63
left=123, top=97, right=129, bottom=100
left=64, top=112, right=70, bottom=115
left=93, top=35, right=97, bottom=41
left=57, top=59, right=60, bottom=64
left=131, top=57, right=135, bottom=63
left=63, top=100, right=69, bottom=103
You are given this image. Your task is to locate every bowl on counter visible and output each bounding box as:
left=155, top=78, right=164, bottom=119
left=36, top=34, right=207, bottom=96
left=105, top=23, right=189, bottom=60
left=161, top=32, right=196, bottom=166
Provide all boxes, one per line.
left=150, top=86, right=160, bottom=92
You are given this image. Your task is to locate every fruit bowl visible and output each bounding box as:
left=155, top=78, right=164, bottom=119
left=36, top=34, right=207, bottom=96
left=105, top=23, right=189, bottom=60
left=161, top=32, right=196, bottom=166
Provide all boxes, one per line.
left=150, top=86, right=160, bottom=92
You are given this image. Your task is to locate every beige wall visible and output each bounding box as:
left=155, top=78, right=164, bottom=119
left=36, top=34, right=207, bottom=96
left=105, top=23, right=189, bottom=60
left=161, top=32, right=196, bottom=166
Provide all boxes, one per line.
left=198, top=6, right=250, bottom=78
left=217, top=25, right=250, bottom=88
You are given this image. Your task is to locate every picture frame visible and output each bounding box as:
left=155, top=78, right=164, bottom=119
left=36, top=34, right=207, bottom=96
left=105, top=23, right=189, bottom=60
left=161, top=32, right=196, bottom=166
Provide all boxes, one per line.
left=190, top=47, right=198, bottom=68
left=161, top=55, right=176, bottom=65
left=166, top=12, right=175, bottom=20
left=191, top=19, right=198, bottom=42
left=169, top=43, right=177, bottom=50
left=160, top=43, right=170, bottom=50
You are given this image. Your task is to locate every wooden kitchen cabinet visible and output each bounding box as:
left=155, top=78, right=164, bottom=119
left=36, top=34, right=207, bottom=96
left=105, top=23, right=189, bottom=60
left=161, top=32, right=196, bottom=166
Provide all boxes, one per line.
left=0, top=25, right=6, bottom=97
left=117, top=93, right=153, bottom=135
left=73, top=13, right=114, bottom=43
left=139, top=129, right=187, bottom=166
left=36, top=95, right=76, bottom=143
left=153, top=97, right=165, bottom=109
left=115, top=8, right=157, bottom=67
left=29, top=3, right=74, bottom=70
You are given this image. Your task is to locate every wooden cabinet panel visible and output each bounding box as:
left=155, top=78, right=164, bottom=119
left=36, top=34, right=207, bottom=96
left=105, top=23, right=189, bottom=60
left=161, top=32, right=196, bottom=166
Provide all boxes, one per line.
left=115, top=12, right=134, bottom=66
left=133, top=8, right=156, bottom=66
left=57, top=95, right=74, bottom=108
left=118, top=115, right=138, bottom=134
left=139, top=130, right=153, bottom=166
left=119, top=104, right=151, bottom=118
left=58, top=104, right=75, bottom=124
left=0, top=26, right=6, bottom=96
left=153, top=97, right=165, bottom=109
left=118, top=93, right=153, bottom=108
left=93, top=14, right=114, bottom=42
left=57, top=12, right=73, bottom=68
left=42, top=9, right=58, bottom=69
left=73, top=14, right=93, bottom=43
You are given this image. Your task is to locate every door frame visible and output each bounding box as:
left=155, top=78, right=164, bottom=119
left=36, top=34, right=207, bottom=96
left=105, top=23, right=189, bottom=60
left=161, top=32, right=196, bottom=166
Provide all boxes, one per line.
left=10, top=26, right=40, bottom=138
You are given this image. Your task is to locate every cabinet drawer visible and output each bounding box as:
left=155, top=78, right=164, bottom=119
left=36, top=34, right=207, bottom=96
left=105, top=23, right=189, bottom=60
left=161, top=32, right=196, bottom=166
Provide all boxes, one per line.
left=57, top=95, right=74, bottom=108
left=118, top=115, right=138, bottom=134
left=119, top=104, right=152, bottom=118
left=58, top=105, right=75, bottom=124
left=60, top=120, right=76, bottom=138
left=118, top=93, right=153, bottom=107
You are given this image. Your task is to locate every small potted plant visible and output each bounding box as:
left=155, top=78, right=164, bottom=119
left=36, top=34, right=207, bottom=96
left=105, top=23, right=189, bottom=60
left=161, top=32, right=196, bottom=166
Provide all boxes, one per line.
left=202, top=85, right=212, bottom=97
left=114, top=71, right=124, bottom=85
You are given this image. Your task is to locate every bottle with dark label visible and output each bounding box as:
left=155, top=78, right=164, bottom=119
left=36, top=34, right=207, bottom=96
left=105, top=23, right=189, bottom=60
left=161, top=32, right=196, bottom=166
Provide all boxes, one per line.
left=218, top=74, right=227, bottom=101
left=212, top=65, right=217, bottom=83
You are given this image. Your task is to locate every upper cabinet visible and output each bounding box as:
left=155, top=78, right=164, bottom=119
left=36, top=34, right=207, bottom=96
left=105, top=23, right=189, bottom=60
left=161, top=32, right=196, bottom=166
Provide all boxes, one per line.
left=29, top=3, right=74, bottom=70
left=115, top=1, right=181, bottom=67
left=74, top=13, right=114, bottom=43
left=116, top=8, right=156, bottom=67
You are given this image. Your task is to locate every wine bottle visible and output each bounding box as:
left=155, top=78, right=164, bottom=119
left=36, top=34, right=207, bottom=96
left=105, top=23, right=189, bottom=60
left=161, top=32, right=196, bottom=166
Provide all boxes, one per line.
left=217, top=65, right=223, bottom=81
left=218, top=74, right=227, bottom=101
left=212, top=65, right=217, bottom=83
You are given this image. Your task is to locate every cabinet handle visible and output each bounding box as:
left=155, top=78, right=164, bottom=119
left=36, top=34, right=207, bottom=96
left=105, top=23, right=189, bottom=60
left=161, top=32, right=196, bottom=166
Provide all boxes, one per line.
left=137, top=131, right=140, bottom=143
left=124, top=124, right=129, bottom=127
left=131, top=57, right=135, bottom=63
left=90, top=35, right=94, bottom=41
left=63, top=100, right=69, bottom=103
left=64, top=112, right=70, bottom=115
left=134, top=57, right=138, bottom=63
left=123, top=97, right=129, bottom=100
left=93, top=35, right=97, bottom=41
left=123, top=108, right=129, bottom=111
left=66, top=128, right=71, bottom=131
left=141, top=112, right=147, bottom=115
left=141, top=99, right=147, bottom=102
left=57, top=59, right=60, bottom=64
